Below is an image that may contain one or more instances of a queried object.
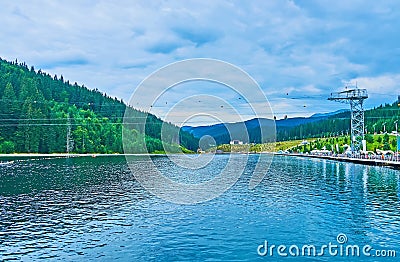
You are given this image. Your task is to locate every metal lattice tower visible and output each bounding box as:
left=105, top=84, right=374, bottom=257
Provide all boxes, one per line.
left=66, top=117, right=74, bottom=155
left=328, top=87, right=368, bottom=152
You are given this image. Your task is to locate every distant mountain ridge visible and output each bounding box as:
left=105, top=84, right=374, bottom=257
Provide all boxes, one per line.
left=310, top=109, right=349, bottom=118
left=182, top=109, right=349, bottom=145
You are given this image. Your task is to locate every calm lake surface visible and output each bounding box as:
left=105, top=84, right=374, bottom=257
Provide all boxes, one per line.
left=0, top=155, right=399, bottom=261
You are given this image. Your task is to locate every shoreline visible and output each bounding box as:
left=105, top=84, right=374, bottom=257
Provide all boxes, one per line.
left=0, top=153, right=166, bottom=160
left=278, top=153, right=400, bottom=170
left=1, top=152, right=399, bottom=170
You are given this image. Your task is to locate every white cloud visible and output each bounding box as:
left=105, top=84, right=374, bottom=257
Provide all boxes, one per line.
left=0, top=0, right=399, bottom=124
left=347, top=74, right=400, bottom=107
left=349, top=74, right=400, bottom=93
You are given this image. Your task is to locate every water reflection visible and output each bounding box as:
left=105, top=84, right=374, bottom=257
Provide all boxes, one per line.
left=363, top=168, right=368, bottom=196
left=270, top=156, right=399, bottom=251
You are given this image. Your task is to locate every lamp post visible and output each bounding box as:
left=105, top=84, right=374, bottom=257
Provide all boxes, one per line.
left=383, top=122, right=387, bottom=134
left=395, top=120, right=399, bottom=162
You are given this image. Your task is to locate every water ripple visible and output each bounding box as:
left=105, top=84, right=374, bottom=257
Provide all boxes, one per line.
left=0, top=155, right=399, bottom=261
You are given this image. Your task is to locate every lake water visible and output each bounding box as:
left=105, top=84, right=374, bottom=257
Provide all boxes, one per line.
left=0, top=155, right=399, bottom=261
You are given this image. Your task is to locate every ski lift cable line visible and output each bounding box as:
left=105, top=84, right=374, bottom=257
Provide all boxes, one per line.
left=0, top=121, right=227, bottom=127
left=0, top=98, right=397, bottom=109
left=0, top=105, right=397, bottom=116
left=0, top=109, right=398, bottom=120
left=0, top=115, right=400, bottom=125
left=0, top=105, right=400, bottom=112
left=0, top=95, right=327, bottom=105
left=0, top=91, right=394, bottom=104
left=0, top=98, right=126, bottom=104
left=0, top=123, right=177, bottom=127
left=0, top=119, right=398, bottom=127
left=0, top=117, right=150, bottom=121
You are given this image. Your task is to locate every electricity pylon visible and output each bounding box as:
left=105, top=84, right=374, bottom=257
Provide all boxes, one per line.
left=328, top=86, right=368, bottom=152
left=66, top=116, right=74, bottom=155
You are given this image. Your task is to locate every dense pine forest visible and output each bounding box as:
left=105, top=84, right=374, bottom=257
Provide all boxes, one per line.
left=0, top=58, right=198, bottom=153
left=277, top=102, right=400, bottom=141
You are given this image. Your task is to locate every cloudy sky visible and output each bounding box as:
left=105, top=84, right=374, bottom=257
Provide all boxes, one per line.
left=1, top=0, right=399, bottom=125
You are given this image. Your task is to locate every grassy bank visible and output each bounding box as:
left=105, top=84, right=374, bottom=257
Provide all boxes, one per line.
left=211, top=134, right=398, bottom=153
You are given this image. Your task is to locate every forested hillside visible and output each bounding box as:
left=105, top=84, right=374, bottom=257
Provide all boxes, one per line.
left=0, top=58, right=198, bottom=153
left=278, top=102, right=400, bottom=141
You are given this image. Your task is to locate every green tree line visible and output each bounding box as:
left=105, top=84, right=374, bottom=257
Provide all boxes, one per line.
left=277, top=102, right=399, bottom=141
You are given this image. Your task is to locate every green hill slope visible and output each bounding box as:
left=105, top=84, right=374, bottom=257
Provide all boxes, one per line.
left=278, top=102, right=399, bottom=141
left=0, top=58, right=198, bottom=154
